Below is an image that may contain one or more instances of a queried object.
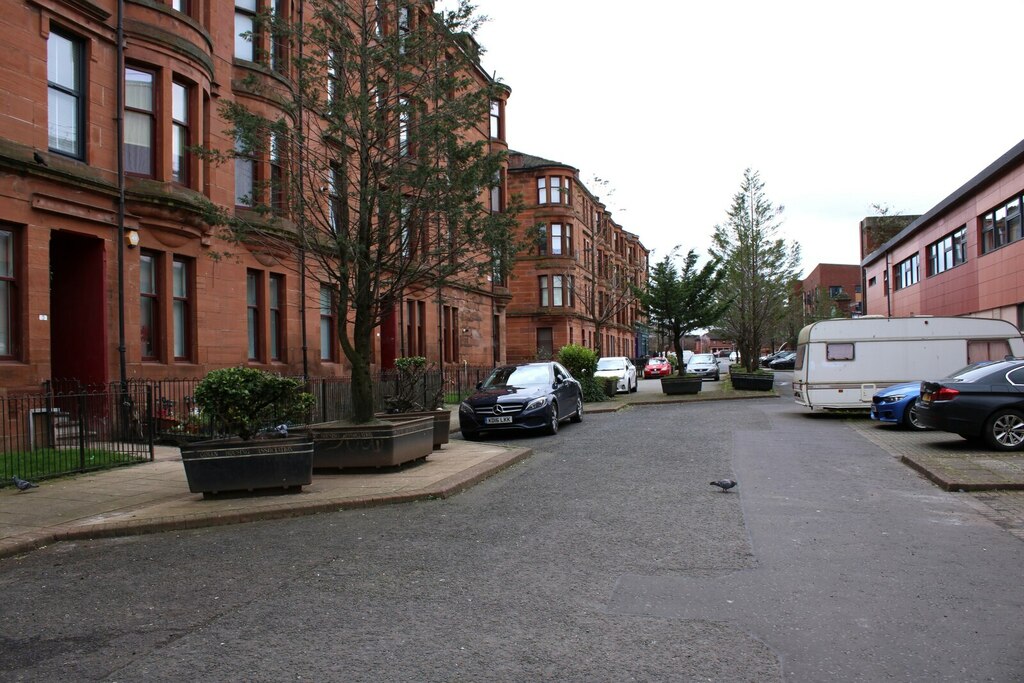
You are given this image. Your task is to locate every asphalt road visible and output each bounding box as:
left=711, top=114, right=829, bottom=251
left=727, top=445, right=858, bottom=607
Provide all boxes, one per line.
left=1, top=398, right=1022, bottom=681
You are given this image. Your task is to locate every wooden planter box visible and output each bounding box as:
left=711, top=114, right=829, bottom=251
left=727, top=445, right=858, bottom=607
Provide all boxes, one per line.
left=730, top=372, right=775, bottom=391
left=375, top=409, right=451, bottom=450
left=660, top=376, right=703, bottom=395
left=180, top=435, right=314, bottom=497
left=310, top=415, right=434, bottom=469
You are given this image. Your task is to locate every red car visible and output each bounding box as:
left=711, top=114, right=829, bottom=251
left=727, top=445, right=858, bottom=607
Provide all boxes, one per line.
left=643, top=357, right=672, bottom=379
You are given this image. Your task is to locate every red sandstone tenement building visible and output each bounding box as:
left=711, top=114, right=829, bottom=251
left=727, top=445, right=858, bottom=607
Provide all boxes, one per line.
left=862, top=139, right=1024, bottom=327
left=0, top=0, right=527, bottom=395
left=505, top=152, right=649, bottom=361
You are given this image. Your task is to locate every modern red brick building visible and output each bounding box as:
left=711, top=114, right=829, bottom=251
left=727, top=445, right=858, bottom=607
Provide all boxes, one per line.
left=504, top=152, right=650, bottom=362
left=862, top=139, right=1024, bottom=327
left=800, top=263, right=863, bottom=318
left=0, top=0, right=513, bottom=395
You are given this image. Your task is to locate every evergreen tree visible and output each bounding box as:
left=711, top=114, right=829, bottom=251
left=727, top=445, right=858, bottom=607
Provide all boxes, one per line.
left=641, top=249, right=729, bottom=375
left=710, top=169, right=801, bottom=373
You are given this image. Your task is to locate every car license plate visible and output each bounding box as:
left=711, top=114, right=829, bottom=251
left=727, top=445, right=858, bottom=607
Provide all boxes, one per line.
left=485, top=415, right=512, bottom=425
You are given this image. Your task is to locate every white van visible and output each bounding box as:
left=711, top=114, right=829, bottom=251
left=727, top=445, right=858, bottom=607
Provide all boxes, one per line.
left=792, top=316, right=1024, bottom=411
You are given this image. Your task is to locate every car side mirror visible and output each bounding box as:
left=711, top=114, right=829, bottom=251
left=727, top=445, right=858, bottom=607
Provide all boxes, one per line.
left=476, top=381, right=483, bottom=390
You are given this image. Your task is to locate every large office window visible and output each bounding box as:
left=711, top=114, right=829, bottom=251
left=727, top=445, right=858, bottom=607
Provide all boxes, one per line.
left=320, top=284, right=335, bottom=361
left=0, top=230, right=16, bottom=358
left=172, top=257, right=191, bottom=360
left=235, top=0, right=256, bottom=60
left=171, top=82, right=190, bottom=185
left=927, top=225, right=967, bottom=276
left=982, top=195, right=1024, bottom=253
left=47, top=29, right=84, bottom=158
left=247, top=270, right=261, bottom=360
left=269, top=274, right=283, bottom=361
left=140, top=252, right=159, bottom=360
left=125, top=68, right=155, bottom=176
left=892, top=253, right=919, bottom=290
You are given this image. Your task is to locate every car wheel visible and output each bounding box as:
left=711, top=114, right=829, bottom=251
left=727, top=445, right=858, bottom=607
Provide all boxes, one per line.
left=570, top=396, right=583, bottom=423
left=630, top=377, right=637, bottom=393
left=902, top=403, right=929, bottom=431
left=983, top=409, right=1024, bottom=451
left=547, top=403, right=560, bottom=435
left=714, top=371, right=720, bottom=381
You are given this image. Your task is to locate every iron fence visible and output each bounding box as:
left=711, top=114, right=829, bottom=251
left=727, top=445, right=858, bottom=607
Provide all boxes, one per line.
left=0, top=383, right=154, bottom=486
left=1, top=366, right=498, bottom=485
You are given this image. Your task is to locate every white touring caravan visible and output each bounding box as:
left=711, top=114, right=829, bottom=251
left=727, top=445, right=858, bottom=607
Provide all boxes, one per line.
left=792, top=316, right=1024, bottom=411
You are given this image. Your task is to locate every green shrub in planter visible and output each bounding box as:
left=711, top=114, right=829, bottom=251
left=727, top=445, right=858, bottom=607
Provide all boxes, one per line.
left=193, top=367, right=314, bottom=440
left=579, top=376, right=609, bottom=402
left=558, top=344, right=598, bottom=380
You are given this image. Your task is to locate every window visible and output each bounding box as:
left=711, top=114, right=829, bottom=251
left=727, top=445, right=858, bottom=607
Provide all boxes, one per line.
left=235, top=0, right=256, bottom=60
left=47, top=29, right=84, bottom=158
left=551, top=224, right=563, bottom=255
left=140, top=252, right=159, bottom=360
left=235, top=136, right=255, bottom=206
left=270, top=133, right=284, bottom=211
left=828, top=285, right=843, bottom=298
left=398, top=96, right=413, bottom=156
left=538, top=224, right=547, bottom=256
left=405, top=299, right=425, bottom=356
left=826, top=343, right=855, bottom=361
left=489, top=169, right=503, bottom=213
left=319, top=284, right=335, bottom=361
left=868, top=276, right=877, bottom=287
left=398, top=5, right=410, bottom=53
left=247, top=270, right=261, bottom=360
left=171, top=82, right=190, bottom=185
left=269, top=274, right=283, bottom=360
left=537, top=177, right=546, bottom=204
left=0, top=229, right=17, bottom=358
left=270, top=0, right=286, bottom=73
left=982, top=196, right=1024, bottom=253
left=537, top=327, right=553, bottom=358
left=125, top=67, right=155, bottom=176
left=327, top=49, right=338, bottom=105
left=171, top=0, right=190, bottom=14
left=892, top=253, right=919, bottom=290
left=550, top=177, right=562, bottom=204
left=443, top=305, right=459, bottom=363
left=489, top=100, right=502, bottom=139
left=927, top=225, right=966, bottom=276
left=172, top=258, right=191, bottom=360
left=539, top=275, right=549, bottom=306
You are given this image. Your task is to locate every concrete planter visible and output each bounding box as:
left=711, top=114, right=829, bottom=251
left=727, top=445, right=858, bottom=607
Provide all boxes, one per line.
left=730, top=372, right=775, bottom=391
left=180, top=435, right=314, bottom=497
left=310, top=416, right=434, bottom=469
left=660, top=376, right=703, bottom=395
left=375, top=410, right=450, bottom=450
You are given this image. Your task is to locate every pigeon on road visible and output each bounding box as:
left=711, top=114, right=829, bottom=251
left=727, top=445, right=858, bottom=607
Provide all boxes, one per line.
left=710, top=479, right=737, bottom=492
left=12, top=476, right=39, bottom=491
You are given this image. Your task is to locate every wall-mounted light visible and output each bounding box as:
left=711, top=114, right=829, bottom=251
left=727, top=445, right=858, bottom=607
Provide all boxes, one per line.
left=125, top=229, right=140, bottom=249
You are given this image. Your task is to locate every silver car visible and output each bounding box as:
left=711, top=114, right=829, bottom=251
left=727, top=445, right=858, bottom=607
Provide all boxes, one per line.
left=686, top=353, right=721, bottom=381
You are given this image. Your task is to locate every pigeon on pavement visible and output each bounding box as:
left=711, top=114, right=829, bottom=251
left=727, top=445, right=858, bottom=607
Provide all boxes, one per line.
left=710, top=479, right=737, bottom=492
left=12, top=476, right=39, bottom=491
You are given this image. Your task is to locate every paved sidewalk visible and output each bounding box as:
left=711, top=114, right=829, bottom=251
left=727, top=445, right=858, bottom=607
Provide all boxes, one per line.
left=0, top=439, right=531, bottom=559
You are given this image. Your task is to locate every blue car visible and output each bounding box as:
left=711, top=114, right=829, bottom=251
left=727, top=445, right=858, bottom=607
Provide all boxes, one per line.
left=870, top=382, right=928, bottom=430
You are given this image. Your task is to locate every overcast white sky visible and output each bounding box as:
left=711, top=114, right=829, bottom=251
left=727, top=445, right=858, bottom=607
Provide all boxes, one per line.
left=447, top=0, right=1024, bottom=277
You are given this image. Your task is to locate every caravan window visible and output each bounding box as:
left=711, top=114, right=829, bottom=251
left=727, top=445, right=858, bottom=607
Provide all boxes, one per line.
left=826, top=343, right=855, bottom=361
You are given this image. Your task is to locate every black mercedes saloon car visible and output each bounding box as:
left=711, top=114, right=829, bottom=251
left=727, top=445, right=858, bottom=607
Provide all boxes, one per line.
left=916, top=358, right=1024, bottom=451
left=458, top=362, right=583, bottom=440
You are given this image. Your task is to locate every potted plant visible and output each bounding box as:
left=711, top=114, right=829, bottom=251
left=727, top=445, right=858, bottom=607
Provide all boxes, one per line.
left=180, top=367, right=315, bottom=497
left=728, top=368, right=776, bottom=391
left=377, top=356, right=451, bottom=450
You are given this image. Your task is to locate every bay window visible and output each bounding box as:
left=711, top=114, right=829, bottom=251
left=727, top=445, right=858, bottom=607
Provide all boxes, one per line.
left=125, top=67, right=155, bottom=176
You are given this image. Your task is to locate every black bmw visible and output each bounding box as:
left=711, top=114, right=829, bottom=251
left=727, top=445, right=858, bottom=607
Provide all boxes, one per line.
left=916, top=358, right=1024, bottom=450
left=458, top=362, right=583, bottom=440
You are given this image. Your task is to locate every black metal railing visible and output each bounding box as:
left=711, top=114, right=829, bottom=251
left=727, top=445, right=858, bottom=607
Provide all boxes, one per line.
left=1, top=366, right=498, bottom=486
left=0, top=383, right=154, bottom=486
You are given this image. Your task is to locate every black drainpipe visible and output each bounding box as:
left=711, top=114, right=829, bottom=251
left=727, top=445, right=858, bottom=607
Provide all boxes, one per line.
left=115, top=0, right=127, bottom=390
